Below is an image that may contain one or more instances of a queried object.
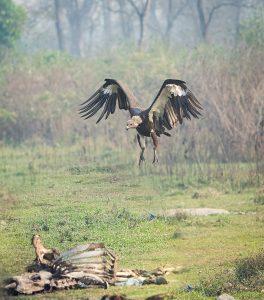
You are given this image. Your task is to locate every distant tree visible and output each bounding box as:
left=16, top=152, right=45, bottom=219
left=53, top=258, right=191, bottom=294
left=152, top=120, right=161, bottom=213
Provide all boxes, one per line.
left=240, top=8, right=264, bottom=47
left=0, top=0, right=26, bottom=48
left=233, top=0, right=242, bottom=43
left=194, top=0, right=260, bottom=42
left=127, top=0, right=151, bottom=49
left=147, top=0, right=189, bottom=44
left=195, top=0, right=225, bottom=41
left=164, top=0, right=189, bottom=42
left=64, top=0, right=94, bottom=57
left=112, top=0, right=134, bottom=40
left=54, top=0, right=65, bottom=52
left=102, top=0, right=112, bottom=46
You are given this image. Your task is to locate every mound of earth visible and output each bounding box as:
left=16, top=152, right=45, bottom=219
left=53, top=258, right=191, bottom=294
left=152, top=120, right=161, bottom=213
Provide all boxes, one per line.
left=166, top=208, right=229, bottom=216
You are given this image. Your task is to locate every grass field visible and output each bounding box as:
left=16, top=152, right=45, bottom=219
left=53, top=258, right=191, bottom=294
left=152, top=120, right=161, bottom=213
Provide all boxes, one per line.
left=0, top=145, right=263, bottom=299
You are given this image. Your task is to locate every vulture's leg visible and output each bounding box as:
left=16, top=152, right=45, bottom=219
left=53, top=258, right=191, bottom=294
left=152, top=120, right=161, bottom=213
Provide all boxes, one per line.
left=150, top=130, right=159, bottom=163
left=137, top=134, right=146, bottom=166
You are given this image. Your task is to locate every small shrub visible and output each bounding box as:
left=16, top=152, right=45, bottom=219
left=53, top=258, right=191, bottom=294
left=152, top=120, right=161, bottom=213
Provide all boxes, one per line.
left=172, top=230, right=183, bottom=239
left=56, top=219, right=68, bottom=227
left=197, top=249, right=264, bottom=296
left=253, top=189, right=264, bottom=205
left=192, top=192, right=199, bottom=199
left=0, top=0, right=26, bottom=48
left=32, top=219, right=49, bottom=232
left=59, top=229, right=73, bottom=243
left=235, top=251, right=264, bottom=283
left=166, top=211, right=188, bottom=223
left=198, top=267, right=236, bottom=296
left=84, top=207, right=144, bottom=229
left=240, top=8, right=264, bottom=48
left=0, top=108, right=17, bottom=142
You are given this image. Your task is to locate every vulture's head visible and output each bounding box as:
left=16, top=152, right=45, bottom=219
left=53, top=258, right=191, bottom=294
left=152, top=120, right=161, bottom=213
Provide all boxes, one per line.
left=126, top=116, right=143, bottom=130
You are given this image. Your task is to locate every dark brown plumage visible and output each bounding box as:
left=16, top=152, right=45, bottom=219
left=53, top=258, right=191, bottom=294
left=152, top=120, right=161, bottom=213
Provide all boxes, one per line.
left=79, top=79, right=202, bottom=165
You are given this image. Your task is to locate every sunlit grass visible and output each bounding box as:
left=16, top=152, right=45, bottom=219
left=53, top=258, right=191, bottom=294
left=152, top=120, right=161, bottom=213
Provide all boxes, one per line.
left=0, top=145, right=263, bottom=299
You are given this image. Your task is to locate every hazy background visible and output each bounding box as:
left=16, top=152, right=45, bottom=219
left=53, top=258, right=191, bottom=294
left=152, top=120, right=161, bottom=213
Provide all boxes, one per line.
left=0, top=0, right=263, bottom=171
left=1, top=3, right=264, bottom=298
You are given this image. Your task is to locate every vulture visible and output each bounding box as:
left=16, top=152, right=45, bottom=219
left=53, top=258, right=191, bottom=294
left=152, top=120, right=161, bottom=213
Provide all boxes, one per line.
left=79, top=79, right=202, bottom=165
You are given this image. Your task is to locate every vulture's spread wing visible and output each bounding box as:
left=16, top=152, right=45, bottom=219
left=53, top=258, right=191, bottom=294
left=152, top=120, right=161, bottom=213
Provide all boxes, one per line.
left=147, top=79, right=202, bottom=133
left=79, top=79, right=139, bottom=123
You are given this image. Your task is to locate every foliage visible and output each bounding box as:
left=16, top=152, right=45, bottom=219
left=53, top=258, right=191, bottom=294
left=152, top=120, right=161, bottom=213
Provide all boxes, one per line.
left=0, top=0, right=26, bottom=48
left=235, top=251, right=264, bottom=283
left=0, top=108, right=17, bottom=142
left=240, top=8, right=264, bottom=48
left=197, top=249, right=264, bottom=296
left=198, top=266, right=236, bottom=296
left=0, top=44, right=263, bottom=170
left=32, top=50, right=73, bottom=68
left=0, top=108, right=16, bottom=125
left=253, top=188, right=264, bottom=205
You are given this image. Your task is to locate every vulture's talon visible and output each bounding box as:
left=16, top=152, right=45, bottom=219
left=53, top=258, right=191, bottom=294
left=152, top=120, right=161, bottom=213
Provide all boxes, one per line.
left=152, top=156, right=159, bottom=164
left=138, top=155, right=145, bottom=166
left=152, top=148, right=159, bottom=164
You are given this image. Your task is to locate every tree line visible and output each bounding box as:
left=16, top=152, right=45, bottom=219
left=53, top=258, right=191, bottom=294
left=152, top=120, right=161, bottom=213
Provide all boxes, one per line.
left=12, top=0, right=264, bottom=56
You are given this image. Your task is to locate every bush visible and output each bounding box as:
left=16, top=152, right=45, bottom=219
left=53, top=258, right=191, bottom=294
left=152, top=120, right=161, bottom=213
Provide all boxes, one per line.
left=253, top=189, right=264, bottom=205
left=235, top=251, right=264, bottom=284
left=0, top=0, right=26, bottom=48
left=0, top=108, right=17, bottom=142
left=197, top=249, right=264, bottom=296
left=0, top=45, right=263, bottom=171
left=240, top=8, right=264, bottom=48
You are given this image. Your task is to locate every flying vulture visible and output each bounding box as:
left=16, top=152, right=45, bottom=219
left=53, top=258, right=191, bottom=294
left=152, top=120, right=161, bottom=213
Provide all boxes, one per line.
left=79, top=79, right=202, bottom=165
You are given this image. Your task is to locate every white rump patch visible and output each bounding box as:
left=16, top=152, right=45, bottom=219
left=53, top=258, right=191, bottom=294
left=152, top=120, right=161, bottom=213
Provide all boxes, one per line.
left=166, top=84, right=186, bottom=96
left=103, top=84, right=118, bottom=95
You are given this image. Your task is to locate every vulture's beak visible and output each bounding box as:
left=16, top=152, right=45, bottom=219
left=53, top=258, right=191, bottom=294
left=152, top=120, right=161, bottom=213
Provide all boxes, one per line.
left=126, top=124, right=136, bottom=130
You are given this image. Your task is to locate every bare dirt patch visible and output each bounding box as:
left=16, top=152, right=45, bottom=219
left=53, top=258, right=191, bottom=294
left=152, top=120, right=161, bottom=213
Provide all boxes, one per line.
left=166, top=208, right=229, bottom=217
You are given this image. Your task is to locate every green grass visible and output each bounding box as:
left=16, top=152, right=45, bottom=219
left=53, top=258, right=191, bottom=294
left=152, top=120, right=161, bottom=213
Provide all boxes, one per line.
left=0, top=145, right=263, bottom=299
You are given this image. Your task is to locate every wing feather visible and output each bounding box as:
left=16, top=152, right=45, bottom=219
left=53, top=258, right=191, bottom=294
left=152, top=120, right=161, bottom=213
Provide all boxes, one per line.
left=188, top=91, right=203, bottom=109
left=167, top=102, right=177, bottom=127
left=146, top=79, right=202, bottom=134
left=163, top=111, right=172, bottom=130
left=79, top=79, right=140, bottom=123
left=110, top=94, right=117, bottom=114
left=180, top=96, right=191, bottom=120
left=104, top=99, right=113, bottom=120
left=79, top=94, right=102, bottom=113
left=82, top=98, right=107, bottom=119
left=184, top=100, right=201, bottom=118
left=80, top=89, right=101, bottom=106
left=96, top=97, right=112, bottom=123
left=171, top=96, right=183, bottom=124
